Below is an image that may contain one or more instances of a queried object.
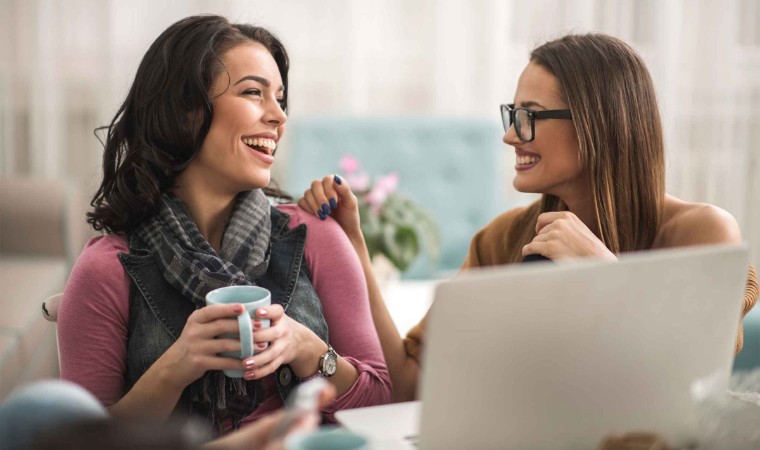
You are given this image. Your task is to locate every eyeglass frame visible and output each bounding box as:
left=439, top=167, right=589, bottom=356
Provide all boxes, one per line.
left=500, top=103, right=573, bottom=143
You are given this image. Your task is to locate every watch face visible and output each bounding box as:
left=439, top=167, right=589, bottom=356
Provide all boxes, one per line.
left=325, top=353, right=338, bottom=376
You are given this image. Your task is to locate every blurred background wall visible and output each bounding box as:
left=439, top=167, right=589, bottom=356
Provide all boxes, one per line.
left=1, top=0, right=759, bottom=268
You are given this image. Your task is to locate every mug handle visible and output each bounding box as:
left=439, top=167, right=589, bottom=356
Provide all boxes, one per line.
left=237, top=311, right=254, bottom=359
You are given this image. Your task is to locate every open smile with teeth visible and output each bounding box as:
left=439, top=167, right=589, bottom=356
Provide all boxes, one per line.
left=243, top=137, right=276, bottom=155
left=517, top=155, right=540, bottom=165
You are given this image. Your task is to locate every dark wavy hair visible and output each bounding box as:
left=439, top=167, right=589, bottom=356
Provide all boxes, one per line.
left=88, top=15, right=291, bottom=234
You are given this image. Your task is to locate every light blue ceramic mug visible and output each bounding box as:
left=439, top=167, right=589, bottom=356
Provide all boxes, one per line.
left=205, top=285, right=271, bottom=378
left=286, top=427, right=369, bottom=450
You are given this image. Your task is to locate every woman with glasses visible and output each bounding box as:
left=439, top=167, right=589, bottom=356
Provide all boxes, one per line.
left=299, top=33, right=758, bottom=407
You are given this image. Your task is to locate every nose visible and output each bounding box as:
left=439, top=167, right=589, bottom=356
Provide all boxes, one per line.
left=264, top=99, right=287, bottom=127
left=502, top=123, right=521, bottom=147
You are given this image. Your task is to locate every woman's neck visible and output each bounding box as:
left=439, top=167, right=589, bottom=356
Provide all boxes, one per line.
left=172, top=178, right=236, bottom=252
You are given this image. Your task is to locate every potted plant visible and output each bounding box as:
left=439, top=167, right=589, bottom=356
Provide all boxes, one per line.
left=339, top=155, right=440, bottom=279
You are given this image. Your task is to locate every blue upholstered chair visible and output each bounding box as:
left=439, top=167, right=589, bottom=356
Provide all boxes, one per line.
left=281, top=117, right=760, bottom=372
left=281, top=117, right=509, bottom=279
left=734, top=306, right=760, bottom=372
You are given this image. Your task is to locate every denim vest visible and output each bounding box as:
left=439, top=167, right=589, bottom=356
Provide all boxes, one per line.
left=118, top=207, right=329, bottom=418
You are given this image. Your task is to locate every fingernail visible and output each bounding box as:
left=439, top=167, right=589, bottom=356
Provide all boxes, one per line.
left=321, top=203, right=330, bottom=215
left=256, top=343, right=267, bottom=350
left=257, top=309, right=268, bottom=317
left=329, top=198, right=337, bottom=210
left=244, top=370, right=255, bottom=379
left=234, top=304, right=244, bottom=313
left=253, top=321, right=262, bottom=329
left=318, top=210, right=326, bottom=220
left=244, top=358, right=255, bottom=368
left=334, top=175, right=342, bottom=185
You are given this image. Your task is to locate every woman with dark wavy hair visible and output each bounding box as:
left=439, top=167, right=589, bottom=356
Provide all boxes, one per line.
left=57, top=14, right=391, bottom=436
left=301, top=33, right=758, bottom=405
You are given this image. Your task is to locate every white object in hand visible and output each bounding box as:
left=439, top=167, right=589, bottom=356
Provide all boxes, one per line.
left=272, top=378, right=328, bottom=438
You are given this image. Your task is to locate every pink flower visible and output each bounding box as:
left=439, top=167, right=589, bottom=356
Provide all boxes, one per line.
left=365, top=172, right=399, bottom=209
left=375, top=172, right=399, bottom=194
left=346, top=172, right=370, bottom=192
left=339, top=155, right=361, bottom=174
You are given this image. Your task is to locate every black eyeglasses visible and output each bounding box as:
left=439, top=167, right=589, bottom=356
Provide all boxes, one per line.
left=500, top=103, right=573, bottom=143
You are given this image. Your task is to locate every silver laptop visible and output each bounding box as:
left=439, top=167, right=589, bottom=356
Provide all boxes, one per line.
left=337, top=245, right=748, bottom=450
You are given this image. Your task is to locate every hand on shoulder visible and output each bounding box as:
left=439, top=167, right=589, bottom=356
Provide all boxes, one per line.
left=297, top=174, right=362, bottom=244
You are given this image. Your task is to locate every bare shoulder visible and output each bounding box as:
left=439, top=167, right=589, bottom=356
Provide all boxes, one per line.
left=656, top=195, right=741, bottom=248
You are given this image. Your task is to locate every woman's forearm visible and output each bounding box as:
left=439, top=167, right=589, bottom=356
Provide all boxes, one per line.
left=107, top=351, right=186, bottom=419
left=348, top=235, right=420, bottom=402
left=289, top=333, right=359, bottom=397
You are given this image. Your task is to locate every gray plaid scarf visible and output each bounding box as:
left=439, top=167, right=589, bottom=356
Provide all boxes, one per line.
left=135, top=190, right=272, bottom=304
left=134, top=189, right=272, bottom=430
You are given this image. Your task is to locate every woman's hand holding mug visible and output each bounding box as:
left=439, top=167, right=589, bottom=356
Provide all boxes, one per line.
left=242, top=304, right=327, bottom=380
left=202, top=285, right=272, bottom=378
left=162, top=303, right=254, bottom=388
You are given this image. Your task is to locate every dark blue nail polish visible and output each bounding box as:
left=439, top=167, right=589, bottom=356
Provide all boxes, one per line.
left=321, top=203, right=330, bottom=215
left=329, top=198, right=337, bottom=210
left=318, top=210, right=326, bottom=220
left=334, top=175, right=342, bottom=185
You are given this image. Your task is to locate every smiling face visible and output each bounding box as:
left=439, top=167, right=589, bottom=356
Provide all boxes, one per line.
left=505, top=61, right=586, bottom=199
left=180, top=41, right=287, bottom=195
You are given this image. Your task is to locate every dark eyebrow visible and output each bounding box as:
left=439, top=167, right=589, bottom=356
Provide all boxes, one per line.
left=234, top=75, right=269, bottom=87
left=519, top=100, right=547, bottom=109
left=233, top=75, right=285, bottom=93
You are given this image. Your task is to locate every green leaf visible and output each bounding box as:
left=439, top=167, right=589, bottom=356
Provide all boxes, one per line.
left=341, top=171, right=441, bottom=273
left=385, top=193, right=441, bottom=268
left=380, top=223, right=419, bottom=272
left=359, top=202, right=381, bottom=259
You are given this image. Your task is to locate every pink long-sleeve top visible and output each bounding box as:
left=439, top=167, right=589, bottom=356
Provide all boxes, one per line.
left=58, top=204, right=391, bottom=427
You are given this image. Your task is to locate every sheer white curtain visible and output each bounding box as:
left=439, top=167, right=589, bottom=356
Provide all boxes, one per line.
left=2, top=0, right=758, bottom=266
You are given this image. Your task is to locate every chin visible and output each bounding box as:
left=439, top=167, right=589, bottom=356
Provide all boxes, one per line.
left=245, top=170, right=272, bottom=190
left=249, top=179, right=271, bottom=191
left=512, top=177, right=539, bottom=194
left=229, top=178, right=270, bottom=194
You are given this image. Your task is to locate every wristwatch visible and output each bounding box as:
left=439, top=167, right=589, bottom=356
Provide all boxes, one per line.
left=317, top=345, right=338, bottom=377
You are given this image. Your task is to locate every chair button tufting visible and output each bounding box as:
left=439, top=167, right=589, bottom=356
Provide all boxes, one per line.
left=278, top=365, right=293, bottom=386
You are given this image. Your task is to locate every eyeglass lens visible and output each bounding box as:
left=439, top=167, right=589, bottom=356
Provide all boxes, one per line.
left=514, top=109, right=532, bottom=142
left=503, top=107, right=533, bottom=142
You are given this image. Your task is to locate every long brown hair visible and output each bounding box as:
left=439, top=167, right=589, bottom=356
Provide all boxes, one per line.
left=87, top=15, right=291, bottom=234
left=507, top=33, right=665, bottom=262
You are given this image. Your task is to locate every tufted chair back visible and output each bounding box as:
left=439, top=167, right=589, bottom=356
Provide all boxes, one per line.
left=282, top=117, right=509, bottom=278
